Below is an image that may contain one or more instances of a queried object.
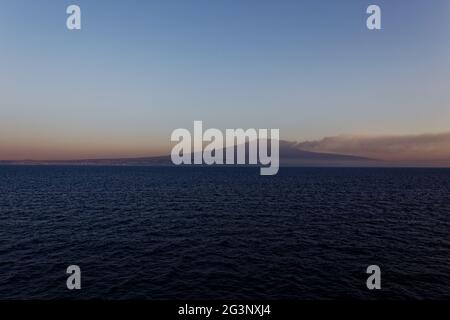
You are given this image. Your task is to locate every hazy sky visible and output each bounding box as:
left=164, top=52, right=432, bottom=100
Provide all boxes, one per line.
left=1, top=0, right=449, bottom=160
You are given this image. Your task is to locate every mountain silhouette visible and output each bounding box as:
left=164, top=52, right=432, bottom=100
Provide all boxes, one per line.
left=0, top=140, right=379, bottom=166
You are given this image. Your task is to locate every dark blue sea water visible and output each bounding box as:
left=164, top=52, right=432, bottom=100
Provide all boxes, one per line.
left=0, top=166, right=449, bottom=300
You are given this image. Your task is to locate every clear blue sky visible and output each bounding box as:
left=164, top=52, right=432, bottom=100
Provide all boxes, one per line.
left=0, top=0, right=449, bottom=159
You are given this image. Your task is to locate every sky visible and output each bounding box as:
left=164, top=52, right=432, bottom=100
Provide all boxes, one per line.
left=0, top=0, right=449, bottom=160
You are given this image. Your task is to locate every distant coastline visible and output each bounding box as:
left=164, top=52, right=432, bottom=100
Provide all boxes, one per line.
left=2, top=156, right=450, bottom=168
left=2, top=140, right=450, bottom=168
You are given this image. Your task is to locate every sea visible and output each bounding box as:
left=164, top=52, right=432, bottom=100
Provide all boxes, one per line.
left=0, top=166, right=449, bottom=299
